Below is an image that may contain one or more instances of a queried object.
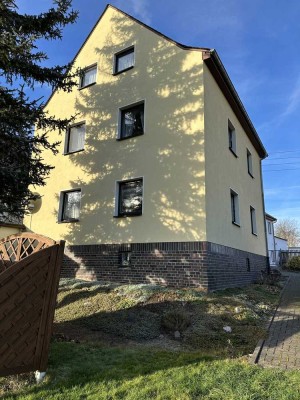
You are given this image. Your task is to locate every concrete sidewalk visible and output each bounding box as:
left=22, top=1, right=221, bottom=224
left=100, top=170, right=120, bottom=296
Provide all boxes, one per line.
left=256, top=272, right=300, bottom=370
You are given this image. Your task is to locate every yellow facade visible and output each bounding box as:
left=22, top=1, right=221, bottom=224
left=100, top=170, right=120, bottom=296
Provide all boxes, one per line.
left=25, top=6, right=206, bottom=245
left=24, top=5, right=267, bottom=257
left=203, top=64, right=266, bottom=255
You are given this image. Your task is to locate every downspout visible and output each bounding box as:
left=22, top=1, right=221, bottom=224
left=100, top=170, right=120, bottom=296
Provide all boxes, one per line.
left=260, top=159, right=270, bottom=273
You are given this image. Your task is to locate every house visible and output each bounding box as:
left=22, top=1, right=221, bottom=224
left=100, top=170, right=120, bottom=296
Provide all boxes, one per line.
left=24, top=4, right=268, bottom=290
left=265, top=213, right=288, bottom=267
left=0, top=214, right=25, bottom=239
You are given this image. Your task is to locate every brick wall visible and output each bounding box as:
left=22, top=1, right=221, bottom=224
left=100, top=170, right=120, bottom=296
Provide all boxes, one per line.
left=62, top=241, right=268, bottom=291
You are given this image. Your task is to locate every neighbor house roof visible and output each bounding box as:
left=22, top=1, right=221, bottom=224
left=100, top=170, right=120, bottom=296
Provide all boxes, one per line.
left=265, top=213, right=277, bottom=222
left=44, top=4, right=268, bottom=159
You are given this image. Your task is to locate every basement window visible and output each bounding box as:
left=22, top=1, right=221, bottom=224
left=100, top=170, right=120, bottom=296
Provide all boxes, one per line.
left=119, top=251, right=132, bottom=268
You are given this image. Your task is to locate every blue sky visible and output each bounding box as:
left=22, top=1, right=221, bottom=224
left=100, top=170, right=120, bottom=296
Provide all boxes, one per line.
left=17, top=0, right=300, bottom=223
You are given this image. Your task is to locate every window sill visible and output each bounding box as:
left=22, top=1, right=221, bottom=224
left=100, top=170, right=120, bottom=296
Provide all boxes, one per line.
left=57, top=219, right=80, bottom=224
left=113, top=66, right=134, bottom=76
left=232, top=221, right=240, bottom=227
left=114, top=213, right=142, bottom=218
left=116, top=132, right=144, bottom=141
left=63, top=149, right=85, bottom=156
left=229, top=147, right=238, bottom=158
left=79, top=82, right=96, bottom=90
left=118, top=266, right=131, bottom=269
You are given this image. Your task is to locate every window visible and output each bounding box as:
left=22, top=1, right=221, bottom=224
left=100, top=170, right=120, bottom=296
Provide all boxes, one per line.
left=114, top=47, right=134, bottom=74
left=60, top=189, right=81, bottom=222
left=80, top=64, right=97, bottom=88
left=230, top=190, right=240, bottom=225
left=246, top=257, right=251, bottom=272
left=268, top=221, right=272, bottom=234
left=247, top=149, right=253, bottom=177
left=228, top=120, right=237, bottom=155
left=119, top=103, right=144, bottom=140
left=117, top=178, right=143, bottom=217
left=250, top=206, right=257, bottom=235
left=65, top=123, right=85, bottom=154
left=119, top=251, right=132, bottom=268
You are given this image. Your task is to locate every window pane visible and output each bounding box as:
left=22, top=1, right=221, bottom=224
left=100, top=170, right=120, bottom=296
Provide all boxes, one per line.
left=116, top=49, right=134, bottom=73
left=68, top=124, right=85, bottom=153
left=251, top=207, right=257, bottom=234
left=81, top=66, right=96, bottom=87
left=121, top=104, right=144, bottom=138
left=62, top=191, right=81, bottom=220
left=247, top=151, right=253, bottom=175
left=119, top=180, right=143, bottom=215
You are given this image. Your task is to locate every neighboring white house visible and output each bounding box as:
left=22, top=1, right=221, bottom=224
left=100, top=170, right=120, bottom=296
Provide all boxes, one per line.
left=265, top=213, right=288, bottom=267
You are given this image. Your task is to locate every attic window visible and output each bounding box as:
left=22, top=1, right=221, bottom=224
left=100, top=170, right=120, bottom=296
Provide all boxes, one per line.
left=80, top=64, right=97, bottom=88
left=114, top=47, right=134, bottom=74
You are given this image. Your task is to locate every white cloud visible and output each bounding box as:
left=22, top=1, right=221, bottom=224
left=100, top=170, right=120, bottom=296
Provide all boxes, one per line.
left=280, top=75, right=300, bottom=118
left=113, top=0, right=152, bottom=25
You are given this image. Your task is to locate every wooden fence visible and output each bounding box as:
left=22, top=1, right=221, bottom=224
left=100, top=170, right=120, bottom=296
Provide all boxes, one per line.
left=0, top=233, right=65, bottom=377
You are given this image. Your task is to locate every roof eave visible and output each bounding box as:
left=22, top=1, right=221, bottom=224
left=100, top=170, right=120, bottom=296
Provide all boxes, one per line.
left=202, top=49, right=268, bottom=160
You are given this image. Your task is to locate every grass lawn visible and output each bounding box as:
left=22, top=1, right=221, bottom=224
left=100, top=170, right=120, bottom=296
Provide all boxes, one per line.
left=2, top=279, right=300, bottom=399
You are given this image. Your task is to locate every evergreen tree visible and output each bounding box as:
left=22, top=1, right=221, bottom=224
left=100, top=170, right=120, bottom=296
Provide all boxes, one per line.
left=0, top=0, right=79, bottom=219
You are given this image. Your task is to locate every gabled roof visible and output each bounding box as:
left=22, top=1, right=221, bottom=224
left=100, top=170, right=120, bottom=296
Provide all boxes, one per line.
left=44, top=4, right=267, bottom=159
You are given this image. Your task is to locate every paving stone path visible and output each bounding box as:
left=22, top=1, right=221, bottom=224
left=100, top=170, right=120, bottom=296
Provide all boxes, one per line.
left=257, top=273, right=300, bottom=369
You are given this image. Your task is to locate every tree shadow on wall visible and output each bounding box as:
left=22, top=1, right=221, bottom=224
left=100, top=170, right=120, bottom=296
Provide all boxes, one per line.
left=53, top=12, right=206, bottom=281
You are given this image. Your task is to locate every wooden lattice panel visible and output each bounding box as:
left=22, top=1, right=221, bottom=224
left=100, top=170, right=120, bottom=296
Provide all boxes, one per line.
left=0, top=233, right=55, bottom=271
left=0, top=233, right=64, bottom=377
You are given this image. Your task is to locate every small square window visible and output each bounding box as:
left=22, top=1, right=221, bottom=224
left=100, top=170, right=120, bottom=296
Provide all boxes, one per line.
left=119, top=251, right=132, bottom=268
left=230, top=190, right=240, bottom=225
left=114, top=47, right=134, bottom=74
left=60, top=189, right=81, bottom=222
left=65, top=123, right=85, bottom=154
left=119, top=103, right=144, bottom=140
left=250, top=206, right=257, bottom=235
left=117, top=179, right=143, bottom=217
left=247, top=149, right=253, bottom=177
left=80, top=65, right=97, bottom=88
left=228, top=120, right=237, bottom=156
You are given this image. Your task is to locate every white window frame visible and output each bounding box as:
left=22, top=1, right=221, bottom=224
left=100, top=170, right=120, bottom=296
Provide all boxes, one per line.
left=247, top=149, right=253, bottom=177
left=64, top=121, right=86, bottom=154
left=58, top=188, right=82, bottom=223
left=79, top=63, right=97, bottom=89
left=114, top=177, right=144, bottom=217
left=250, top=206, right=257, bottom=235
left=117, top=100, right=145, bottom=140
left=113, top=46, right=135, bottom=75
left=230, top=189, right=240, bottom=226
left=228, top=120, right=237, bottom=156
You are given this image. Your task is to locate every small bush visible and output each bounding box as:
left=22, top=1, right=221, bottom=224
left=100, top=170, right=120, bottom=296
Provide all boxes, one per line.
left=287, top=256, right=300, bottom=271
left=161, top=310, right=191, bottom=333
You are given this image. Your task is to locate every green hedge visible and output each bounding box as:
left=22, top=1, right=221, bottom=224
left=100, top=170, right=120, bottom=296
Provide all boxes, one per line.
left=287, top=256, right=300, bottom=271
